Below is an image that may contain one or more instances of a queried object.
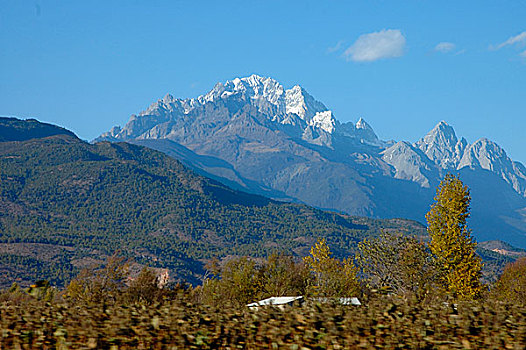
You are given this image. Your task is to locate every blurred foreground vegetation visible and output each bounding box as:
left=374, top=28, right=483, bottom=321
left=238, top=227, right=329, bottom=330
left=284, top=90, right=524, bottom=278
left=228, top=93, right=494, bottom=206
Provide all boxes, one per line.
left=1, top=290, right=526, bottom=349
left=1, top=248, right=526, bottom=349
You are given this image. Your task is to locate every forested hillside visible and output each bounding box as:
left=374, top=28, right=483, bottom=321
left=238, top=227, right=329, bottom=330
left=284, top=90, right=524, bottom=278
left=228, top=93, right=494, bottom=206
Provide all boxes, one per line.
left=0, top=118, right=428, bottom=287
left=0, top=117, right=76, bottom=142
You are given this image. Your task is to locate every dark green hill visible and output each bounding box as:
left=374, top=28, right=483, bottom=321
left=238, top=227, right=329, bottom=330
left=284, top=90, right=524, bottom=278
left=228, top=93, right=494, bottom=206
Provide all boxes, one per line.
left=0, top=117, right=76, bottom=142
left=0, top=118, right=427, bottom=288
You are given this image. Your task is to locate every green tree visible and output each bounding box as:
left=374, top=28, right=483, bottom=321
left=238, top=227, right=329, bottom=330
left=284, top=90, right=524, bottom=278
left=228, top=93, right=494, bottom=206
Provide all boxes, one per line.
left=199, top=257, right=260, bottom=307
left=426, top=173, right=484, bottom=300
left=66, top=254, right=130, bottom=304
left=26, top=280, right=56, bottom=302
left=303, top=238, right=361, bottom=297
left=124, top=267, right=162, bottom=304
left=198, top=254, right=311, bottom=307
left=356, top=232, right=435, bottom=298
left=257, top=253, right=310, bottom=297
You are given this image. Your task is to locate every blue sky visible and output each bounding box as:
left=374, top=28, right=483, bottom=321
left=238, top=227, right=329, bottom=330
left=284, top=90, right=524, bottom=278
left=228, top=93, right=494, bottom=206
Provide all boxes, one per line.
left=1, top=0, right=525, bottom=163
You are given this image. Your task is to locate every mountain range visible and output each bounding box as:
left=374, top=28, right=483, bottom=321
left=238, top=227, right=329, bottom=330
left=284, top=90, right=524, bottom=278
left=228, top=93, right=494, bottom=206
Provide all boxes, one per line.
left=97, top=74, right=526, bottom=247
left=1, top=117, right=434, bottom=288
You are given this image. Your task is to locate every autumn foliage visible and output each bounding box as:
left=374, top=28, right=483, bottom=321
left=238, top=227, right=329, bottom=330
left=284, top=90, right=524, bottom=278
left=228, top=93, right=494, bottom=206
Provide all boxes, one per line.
left=303, top=238, right=361, bottom=297
left=493, top=257, right=526, bottom=304
left=426, top=174, right=484, bottom=300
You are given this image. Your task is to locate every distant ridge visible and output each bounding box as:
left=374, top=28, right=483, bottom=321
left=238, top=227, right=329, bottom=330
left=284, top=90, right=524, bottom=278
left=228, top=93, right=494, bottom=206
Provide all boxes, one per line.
left=0, top=117, right=77, bottom=142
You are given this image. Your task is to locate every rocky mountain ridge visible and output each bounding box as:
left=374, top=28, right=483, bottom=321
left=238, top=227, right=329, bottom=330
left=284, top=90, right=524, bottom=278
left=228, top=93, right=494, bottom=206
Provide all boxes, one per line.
left=99, top=74, right=383, bottom=148
left=97, top=75, right=526, bottom=247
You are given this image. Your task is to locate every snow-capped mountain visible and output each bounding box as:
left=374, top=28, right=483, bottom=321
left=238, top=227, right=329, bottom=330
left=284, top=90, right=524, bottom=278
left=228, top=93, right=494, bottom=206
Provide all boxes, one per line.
left=99, top=74, right=380, bottom=147
left=97, top=75, right=526, bottom=247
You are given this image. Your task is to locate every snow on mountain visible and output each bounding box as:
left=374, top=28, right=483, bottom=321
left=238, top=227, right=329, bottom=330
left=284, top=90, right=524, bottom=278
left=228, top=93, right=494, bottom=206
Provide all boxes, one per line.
left=310, top=111, right=337, bottom=133
left=96, top=75, right=526, bottom=202
left=355, top=118, right=382, bottom=146
left=100, top=74, right=354, bottom=143
left=284, top=85, right=328, bottom=121
left=201, top=75, right=285, bottom=108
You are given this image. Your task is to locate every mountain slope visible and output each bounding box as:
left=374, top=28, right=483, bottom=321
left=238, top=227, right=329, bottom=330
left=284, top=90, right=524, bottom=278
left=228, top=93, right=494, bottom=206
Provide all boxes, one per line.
left=0, top=117, right=427, bottom=288
left=97, top=75, right=526, bottom=247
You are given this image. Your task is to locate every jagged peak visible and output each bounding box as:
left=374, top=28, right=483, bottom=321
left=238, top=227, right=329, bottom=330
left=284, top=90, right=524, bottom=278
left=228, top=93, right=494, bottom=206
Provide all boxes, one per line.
left=239, top=73, right=276, bottom=85
left=226, top=74, right=282, bottom=91
left=428, top=120, right=456, bottom=138
left=161, top=93, right=176, bottom=104
left=356, top=117, right=373, bottom=130
left=286, top=84, right=312, bottom=97
left=458, top=136, right=468, bottom=145
left=419, top=120, right=458, bottom=148
left=475, top=137, right=492, bottom=144
left=289, top=84, right=302, bottom=92
left=470, top=137, right=507, bottom=155
left=284, top=84, right=327, bottom=121
left=309, top=111, right=337, bottom=133
left=435, top=120, right=449, bottom=127
left=207, top=74, right=285, bottom=106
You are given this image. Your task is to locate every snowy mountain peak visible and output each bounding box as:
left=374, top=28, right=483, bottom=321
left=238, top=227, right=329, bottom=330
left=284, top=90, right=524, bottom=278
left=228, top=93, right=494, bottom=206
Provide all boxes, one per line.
left=416, top=120, right=459, bottom=168
left=428, top=121, right=457, bottom=141
left=284, top=84, right=327, bottom=122
left=356, top=117, right=373, bottom=131
left=228, top=75, right=284, bottom=105
left=354, top=118, right=381, bottom=146
left=198, top=75, right=285, bottom=107
left=337, top=118, right=382, bottom=146
left=241, top=74, right=274, bottom=86
left=457, top=138, right=526, bottom=196
left=162, top=93, right=176, bottom=104
left=309, top=111, right=337, bottom=133
left=459, top=138, right=507, bottom=170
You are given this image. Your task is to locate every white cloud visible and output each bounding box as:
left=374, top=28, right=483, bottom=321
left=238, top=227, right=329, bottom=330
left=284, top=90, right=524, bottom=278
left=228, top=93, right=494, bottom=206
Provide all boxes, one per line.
left=343, top=29, right=406, bottom=62
left=492, top=31, right=526, bottom=50
left=434, top=42, right=456, bottom=53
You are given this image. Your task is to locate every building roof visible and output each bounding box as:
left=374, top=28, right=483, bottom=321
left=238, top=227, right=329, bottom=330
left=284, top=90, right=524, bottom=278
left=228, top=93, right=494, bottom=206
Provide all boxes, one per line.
left=314, top=297, right=361, bottom=306
left=247, top=296, right=303, bottom=308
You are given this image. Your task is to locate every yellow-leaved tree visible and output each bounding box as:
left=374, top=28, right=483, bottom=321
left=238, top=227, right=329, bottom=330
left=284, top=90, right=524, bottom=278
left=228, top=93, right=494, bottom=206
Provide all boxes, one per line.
left=426, top=173, right=484, bottom=300
left=303, top=238, right=361, bottom=297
